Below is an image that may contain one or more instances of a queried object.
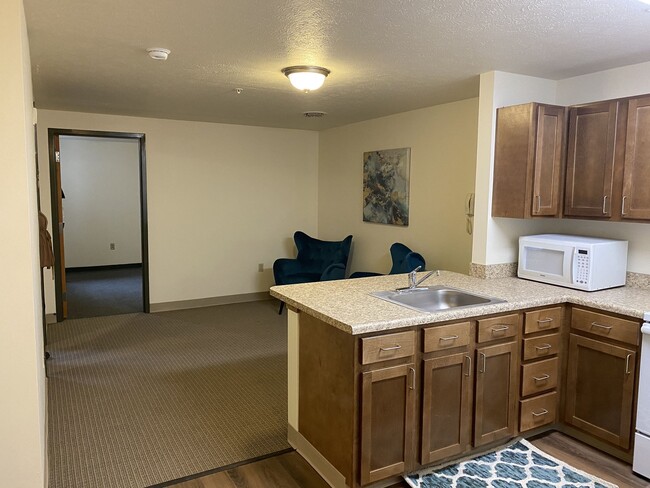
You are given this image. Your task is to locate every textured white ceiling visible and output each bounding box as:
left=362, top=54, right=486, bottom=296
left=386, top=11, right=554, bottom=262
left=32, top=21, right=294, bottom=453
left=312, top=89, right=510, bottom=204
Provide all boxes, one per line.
left=24, top=0, right=650, bottom=130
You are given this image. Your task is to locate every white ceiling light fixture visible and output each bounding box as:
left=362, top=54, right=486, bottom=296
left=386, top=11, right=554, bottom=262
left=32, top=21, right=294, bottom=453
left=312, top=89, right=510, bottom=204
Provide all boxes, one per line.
left=281, top=65, right=330, bottom=92
left=147, top=48, right=171, bottom=61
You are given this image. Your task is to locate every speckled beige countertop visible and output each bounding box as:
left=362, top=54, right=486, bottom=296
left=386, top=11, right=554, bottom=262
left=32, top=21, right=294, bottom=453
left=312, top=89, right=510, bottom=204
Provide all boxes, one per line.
left=270, top=271, right=650, bottom=335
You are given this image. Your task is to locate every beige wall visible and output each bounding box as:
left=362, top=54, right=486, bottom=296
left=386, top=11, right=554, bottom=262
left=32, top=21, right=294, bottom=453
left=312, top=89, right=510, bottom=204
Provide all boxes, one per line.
left=0, top=0, right=47, bottom=486
left=318, top=99, right=479, bottom=276
left=38, top=110, right=319, bottom=310
left=60, top=136, right=142, bottom=267
left=473, top=64, right=650, bottom=274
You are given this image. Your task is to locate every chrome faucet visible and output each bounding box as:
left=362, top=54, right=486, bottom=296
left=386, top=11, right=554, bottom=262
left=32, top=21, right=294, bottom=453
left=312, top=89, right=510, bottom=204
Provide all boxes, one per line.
left=406, top=267, right=440, bottom=290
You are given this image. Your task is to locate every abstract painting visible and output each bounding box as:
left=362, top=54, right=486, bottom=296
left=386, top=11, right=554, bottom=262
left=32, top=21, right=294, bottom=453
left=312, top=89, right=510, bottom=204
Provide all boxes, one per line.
left=362, top=147, right=410, bottom=226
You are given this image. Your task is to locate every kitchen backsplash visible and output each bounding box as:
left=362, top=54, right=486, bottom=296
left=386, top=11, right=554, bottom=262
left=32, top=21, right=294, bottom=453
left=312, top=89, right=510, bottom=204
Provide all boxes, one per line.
left=470, top=263, right=650, bottom=290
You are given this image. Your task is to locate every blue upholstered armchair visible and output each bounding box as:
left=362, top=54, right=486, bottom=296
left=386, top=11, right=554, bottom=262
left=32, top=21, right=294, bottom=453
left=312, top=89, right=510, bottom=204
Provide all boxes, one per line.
left=350, top=242, right=425, bottom=279
left=273, top=231, right=353, bottom=313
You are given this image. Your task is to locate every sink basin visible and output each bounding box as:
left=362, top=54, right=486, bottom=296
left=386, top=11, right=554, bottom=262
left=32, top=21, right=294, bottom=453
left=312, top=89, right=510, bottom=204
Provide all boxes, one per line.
left=371, top=285, right=505, bottom=313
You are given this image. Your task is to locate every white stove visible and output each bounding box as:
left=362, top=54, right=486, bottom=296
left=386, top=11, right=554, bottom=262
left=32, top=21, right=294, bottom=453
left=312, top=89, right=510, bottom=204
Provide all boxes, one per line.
left=633, top=311, right=650, bottom=479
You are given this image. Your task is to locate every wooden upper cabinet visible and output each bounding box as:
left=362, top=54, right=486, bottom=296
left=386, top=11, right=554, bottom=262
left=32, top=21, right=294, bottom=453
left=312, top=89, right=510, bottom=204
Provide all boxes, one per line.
left=564, top=101, right=620, bottom=218
left=621, top=95, right=650, bottom=220
left=492, top=103, right=566, bottom=218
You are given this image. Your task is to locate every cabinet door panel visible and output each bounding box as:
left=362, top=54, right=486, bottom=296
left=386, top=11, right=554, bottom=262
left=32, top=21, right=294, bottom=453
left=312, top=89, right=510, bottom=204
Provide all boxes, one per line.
left=565, top=334, right=636, bottom=449
left=622, top=96, right=650, bottom=220
left=564, top=101, right=618, bottom=217
left=474, top=341, right=518, bottom=447
left=360, top=363, right=415, bottom=485
left=421, top=353, right=472, bottom=464
left=533, top=105, right=565, bottom=216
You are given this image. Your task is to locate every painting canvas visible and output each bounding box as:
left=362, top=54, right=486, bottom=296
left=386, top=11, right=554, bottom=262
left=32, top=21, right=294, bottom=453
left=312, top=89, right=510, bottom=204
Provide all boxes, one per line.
left=362, top=147, right=410, bottom=226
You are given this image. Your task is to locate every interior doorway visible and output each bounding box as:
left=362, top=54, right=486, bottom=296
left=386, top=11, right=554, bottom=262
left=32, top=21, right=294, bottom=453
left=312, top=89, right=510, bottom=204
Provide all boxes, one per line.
left=48, top=129, right=149, bottom=321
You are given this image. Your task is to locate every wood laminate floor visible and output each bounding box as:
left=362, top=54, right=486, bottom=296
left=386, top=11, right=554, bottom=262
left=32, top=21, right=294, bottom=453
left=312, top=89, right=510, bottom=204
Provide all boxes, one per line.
left=165, top=431, right=649, bottom=488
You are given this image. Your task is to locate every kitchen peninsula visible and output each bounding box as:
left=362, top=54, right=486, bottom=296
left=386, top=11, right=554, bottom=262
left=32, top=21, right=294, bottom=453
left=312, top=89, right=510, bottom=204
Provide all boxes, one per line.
left=270, top=271, right=650, bottom=488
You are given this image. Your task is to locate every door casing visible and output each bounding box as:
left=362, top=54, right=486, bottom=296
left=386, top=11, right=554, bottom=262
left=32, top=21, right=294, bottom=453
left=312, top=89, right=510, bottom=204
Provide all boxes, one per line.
left=48, top=128, right=150, bottom=321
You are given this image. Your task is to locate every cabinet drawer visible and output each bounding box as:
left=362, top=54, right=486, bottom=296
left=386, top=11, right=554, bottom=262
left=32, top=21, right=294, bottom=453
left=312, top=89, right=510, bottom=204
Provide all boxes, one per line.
left=521, top=357, right=558, bottom=397
left=423, top=322, right=471, bottom=353
left=524, top=307, right=562, bottom=334
left=520, top=392, right=557, bottom=432
left=362, top=331, right=415, bottom=365
left=571, top=308, right=639, bottom=346
left=477, top=314, right=519, bottom=343
left=522, top=334, right=561, bottom=361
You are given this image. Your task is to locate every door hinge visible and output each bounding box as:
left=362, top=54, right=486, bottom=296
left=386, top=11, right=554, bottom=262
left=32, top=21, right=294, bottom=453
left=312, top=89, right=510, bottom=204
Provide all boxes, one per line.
left=55, top=151, right=60, bottom=163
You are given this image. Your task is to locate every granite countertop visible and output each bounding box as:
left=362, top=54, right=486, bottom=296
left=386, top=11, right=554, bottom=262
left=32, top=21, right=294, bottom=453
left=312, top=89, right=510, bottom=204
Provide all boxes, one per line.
left=269, top=271, right=650, bottom=335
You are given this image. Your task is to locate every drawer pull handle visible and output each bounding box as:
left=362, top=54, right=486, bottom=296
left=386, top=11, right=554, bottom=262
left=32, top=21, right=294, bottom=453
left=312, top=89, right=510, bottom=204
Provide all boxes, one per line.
left=625, top=354, right=632, bottom=375
left=535, top=344, right=552, bottom=352
left=439, top=335, right=459, bottom=342
left=532, top=409, right=549, bottom=417
left=491, top=325, right=509, bottom=333
left=409, top=367, right=416, bottom=390
left=591, top=322, right=612, bottom=333
left=479, top=352, right=487, bottom=373
left=379, top=345, right=401, bottom=351
left=533, top=374, right=550, bottom=382
left=537, top=318, right=553, bottom=327
left=464, top=355, right=472, bottom=377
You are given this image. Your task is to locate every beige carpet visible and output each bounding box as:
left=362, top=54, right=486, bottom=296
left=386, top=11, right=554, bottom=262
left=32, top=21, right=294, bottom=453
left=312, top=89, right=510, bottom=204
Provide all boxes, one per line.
left=46, top=300, right=289, bottom=488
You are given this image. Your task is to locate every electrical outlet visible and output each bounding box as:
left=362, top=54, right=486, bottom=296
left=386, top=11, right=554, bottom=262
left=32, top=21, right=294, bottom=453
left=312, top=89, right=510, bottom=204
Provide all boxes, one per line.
left=110, top=243, right=115, bottom=250
left=258, top=263, right=264, bottom=272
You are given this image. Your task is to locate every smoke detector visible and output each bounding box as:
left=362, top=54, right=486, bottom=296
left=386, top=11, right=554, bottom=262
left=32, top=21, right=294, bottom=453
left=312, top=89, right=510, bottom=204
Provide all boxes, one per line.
left=147, top=48, right=171, bottom=61
left=303, top=111, right=327, bottom=118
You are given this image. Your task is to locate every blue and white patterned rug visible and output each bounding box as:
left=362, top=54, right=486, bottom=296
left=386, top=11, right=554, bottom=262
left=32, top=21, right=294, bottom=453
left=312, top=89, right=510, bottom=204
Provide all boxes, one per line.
left=404, top=439, right=618, bottom=488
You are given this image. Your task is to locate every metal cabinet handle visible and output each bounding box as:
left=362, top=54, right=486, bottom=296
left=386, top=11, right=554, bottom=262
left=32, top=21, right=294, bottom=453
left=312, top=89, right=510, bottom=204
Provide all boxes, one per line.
left=622, top=195, right=627, bottom=216
left=439, top=335, right=459, bottom=342
left=537, top=318, right=553, bottom=326
left=409, top=367, right=416, bottom=390
left=491, top=325, right=509, bottom=333
left=535, top=195, right=541, bottom=212
left=532, top=409, right=549, bottom=417
left=464, top=355, right=472, bottom=377
left=535, top=343, right=552, bottom=352
left=533, top=374, right=550, bottom=382
left=479, top=352, right=487, bottom=373
left=625, top=354, right=632, bottom=375
left=602, top=195, right=608, bottom=214
left=380, top=344, right=401, bottom=351
left=591, top=322, right=612, bottom=332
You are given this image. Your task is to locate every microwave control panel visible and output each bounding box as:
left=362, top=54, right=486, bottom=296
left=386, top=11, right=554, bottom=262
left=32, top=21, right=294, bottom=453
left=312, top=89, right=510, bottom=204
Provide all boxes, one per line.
left=574, top=249, right=590, bottom=284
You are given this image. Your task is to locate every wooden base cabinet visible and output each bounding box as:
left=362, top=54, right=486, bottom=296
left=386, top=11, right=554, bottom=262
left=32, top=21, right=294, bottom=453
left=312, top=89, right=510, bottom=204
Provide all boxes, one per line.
left=564, top=333, right=636, bottom=449
left=360, top=363, right=416, bottom=485
left=474, top=341, right=519, bottom=446
left=420, top=353, right=473, bottom=464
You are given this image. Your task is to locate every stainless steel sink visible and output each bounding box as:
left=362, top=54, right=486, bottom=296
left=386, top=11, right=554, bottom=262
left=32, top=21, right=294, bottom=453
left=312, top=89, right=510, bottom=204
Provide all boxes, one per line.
left=371, top=285, right=505, bottom=313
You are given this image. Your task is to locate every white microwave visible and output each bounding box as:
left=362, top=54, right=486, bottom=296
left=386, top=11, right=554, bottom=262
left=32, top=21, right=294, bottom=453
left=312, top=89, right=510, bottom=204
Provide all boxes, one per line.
left=518, top=234, right=628, bottom=291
